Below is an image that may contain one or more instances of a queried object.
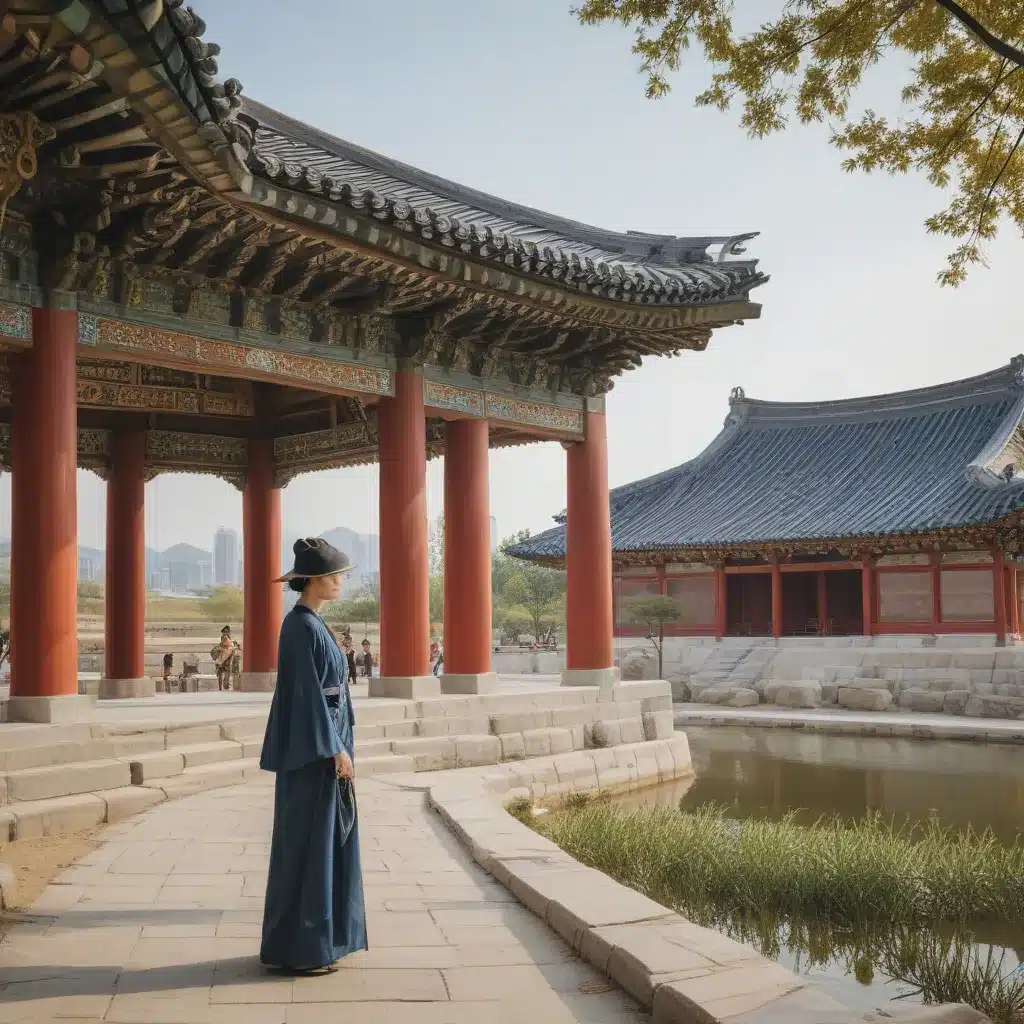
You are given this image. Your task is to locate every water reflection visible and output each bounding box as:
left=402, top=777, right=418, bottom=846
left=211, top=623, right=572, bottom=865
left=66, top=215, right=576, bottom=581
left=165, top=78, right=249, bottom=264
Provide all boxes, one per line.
left=659, top=727, right=1024, bottom=841
left=606, top=727, right=1024, bottom=1014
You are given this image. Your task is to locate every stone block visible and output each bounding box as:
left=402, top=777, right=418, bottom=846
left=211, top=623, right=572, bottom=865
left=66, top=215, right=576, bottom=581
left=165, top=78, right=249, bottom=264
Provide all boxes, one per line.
left=5, top=695, right=93, bottom=723
left=358, top=754, right=416, bottom=776
left=652, top=962, right=805, bottom=1024
left=453, top=735, right=501, bottom=767
left=177, top=741, right=243, bottom=768
left=11, top=793, right=107, bottom=840
left=570, top=724, right=586, bottom=750
left=964, top=694, right=1024, bottom=719
left=548, top=728, right=575, bottom=755
left=127, top=751, right=185, bottom=785
left=97, top=786, right=166, bottom=823
left=390, top=736, right=457, bottom=771
left=439, top=672, right=499, bottom=695
left=591, top=721, right=621, bottom=748
left=165, top=723, right=221, bottom=747
left=773, top=682, right=822, bottom=709
left=521, top=729, right=553, bottom=759
left=148, top=761, right=246, bottom=799
left=837, top=686, right=892, bottom=711
left=951, top=652, right=996, bottom=670
left=368, top=675, right=440, bottom=699
left=562, top=666, right=620, bottom=688
left=219, top=718, right=268, bottom=742
left=4, top=759, right=132, bottom=803
left=898, top=689, right=947, bottom=713
left=382, top=720, right=418, bottom=738
left=694, top=687, right=760, bottom=707
left=619, top=718, right=646, bottom=744
left=643, top=710, right=675, bottom=741
left=98, top=676, right=155, bottom=700
left=0, top=809, right=13, bottom=843
left=499, top=733, right=526, bottom=761
left=490, top=711, right=553, bottom=735
left=550, top=705, right=599, bottom=729
left=821, top=682, right=839, bottom=704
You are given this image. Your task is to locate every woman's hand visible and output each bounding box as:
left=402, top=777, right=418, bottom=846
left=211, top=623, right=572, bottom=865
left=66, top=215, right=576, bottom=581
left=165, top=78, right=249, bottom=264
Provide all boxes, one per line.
left=334, top=751, right=354, bottom=780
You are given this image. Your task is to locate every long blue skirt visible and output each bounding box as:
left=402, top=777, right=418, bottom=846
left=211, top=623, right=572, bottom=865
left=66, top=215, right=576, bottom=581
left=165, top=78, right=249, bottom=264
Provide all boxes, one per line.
left=260, top=751, right=367, bottom=970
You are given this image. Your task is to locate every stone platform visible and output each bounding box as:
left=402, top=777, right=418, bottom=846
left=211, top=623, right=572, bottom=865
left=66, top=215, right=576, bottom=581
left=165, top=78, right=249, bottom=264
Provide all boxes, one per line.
left=0, top=725, right=985, bottom=1023
left=0, top=678, right=673, bottom=846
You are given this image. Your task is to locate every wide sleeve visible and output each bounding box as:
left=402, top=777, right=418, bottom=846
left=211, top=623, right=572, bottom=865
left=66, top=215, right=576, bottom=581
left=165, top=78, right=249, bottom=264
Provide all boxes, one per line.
left=259, top=615, right=343, bottom=774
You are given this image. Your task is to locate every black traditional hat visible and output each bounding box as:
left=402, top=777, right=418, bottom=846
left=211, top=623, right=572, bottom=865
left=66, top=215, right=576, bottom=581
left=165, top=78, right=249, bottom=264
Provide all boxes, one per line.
left=274, top=537, right=354, bottom=582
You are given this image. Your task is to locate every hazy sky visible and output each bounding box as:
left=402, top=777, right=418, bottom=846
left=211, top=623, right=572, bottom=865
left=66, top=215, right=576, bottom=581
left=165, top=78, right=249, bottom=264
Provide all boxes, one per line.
left=3, top=0, right=1022, bottom=554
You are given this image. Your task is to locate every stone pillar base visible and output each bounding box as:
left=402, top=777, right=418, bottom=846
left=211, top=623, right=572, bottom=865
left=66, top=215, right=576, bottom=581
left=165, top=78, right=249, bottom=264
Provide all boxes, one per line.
left=561, top=666, right=621, bottom=689
left=369, top=675, right=440, bottom=699
left=6, top=694, right=93, bottom=723
left=238, top=671, right=276, bottom=692
left=440, top=671, right=499, bottom=695
left=98, top=677, right=155, bottom=700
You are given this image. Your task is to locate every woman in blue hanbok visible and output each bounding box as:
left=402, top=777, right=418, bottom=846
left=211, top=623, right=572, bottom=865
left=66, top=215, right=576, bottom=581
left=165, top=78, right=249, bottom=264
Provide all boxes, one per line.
left=259, top=537, right=367, bottom=974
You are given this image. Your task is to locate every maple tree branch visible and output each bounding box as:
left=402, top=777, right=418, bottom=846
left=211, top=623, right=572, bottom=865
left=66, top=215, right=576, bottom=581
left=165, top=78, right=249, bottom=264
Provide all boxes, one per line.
left=934, top=0, right=1024, bottom=68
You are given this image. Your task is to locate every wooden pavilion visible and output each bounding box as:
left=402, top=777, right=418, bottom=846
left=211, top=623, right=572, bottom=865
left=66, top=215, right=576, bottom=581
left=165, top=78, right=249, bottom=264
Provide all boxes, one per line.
left=0, top=0, right=765, bottom=719
left=512, top=361, right=1024, bottom=644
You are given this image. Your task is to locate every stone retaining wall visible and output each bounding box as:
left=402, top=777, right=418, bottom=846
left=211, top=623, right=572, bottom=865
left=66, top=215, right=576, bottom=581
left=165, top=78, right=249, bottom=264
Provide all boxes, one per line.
left=406, top=738, right=986, bottom=1023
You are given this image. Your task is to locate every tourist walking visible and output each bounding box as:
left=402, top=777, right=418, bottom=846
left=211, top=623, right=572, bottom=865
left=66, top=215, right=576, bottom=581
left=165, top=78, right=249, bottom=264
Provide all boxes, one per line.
left=358, top=638, right=374, bottom=679
left=259, top=537, right=366, bottom=974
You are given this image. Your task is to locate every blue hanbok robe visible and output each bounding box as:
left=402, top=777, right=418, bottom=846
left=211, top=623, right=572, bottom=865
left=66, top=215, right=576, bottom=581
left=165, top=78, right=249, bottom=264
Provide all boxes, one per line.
left=259, top=604, right=367, bottom=970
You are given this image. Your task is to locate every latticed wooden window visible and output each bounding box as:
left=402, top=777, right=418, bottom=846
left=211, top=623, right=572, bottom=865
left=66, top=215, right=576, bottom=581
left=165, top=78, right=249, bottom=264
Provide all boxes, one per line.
left=878, top=571, right=933, bottom=623
left=939, top=569, right=994, bottom=622
left=666, top=576, right=715, bottom=627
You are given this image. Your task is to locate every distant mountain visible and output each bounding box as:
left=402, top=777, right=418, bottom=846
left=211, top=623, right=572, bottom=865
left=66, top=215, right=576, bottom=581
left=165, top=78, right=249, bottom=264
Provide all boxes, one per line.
left=282, top=527, right=378, bottom=596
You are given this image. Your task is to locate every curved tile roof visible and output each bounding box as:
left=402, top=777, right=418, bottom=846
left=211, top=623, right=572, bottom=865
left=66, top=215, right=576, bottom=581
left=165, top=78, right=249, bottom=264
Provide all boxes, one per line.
left=512, top=358, right=1024, bottom=560
left=242, top=100, right=766, bottom=309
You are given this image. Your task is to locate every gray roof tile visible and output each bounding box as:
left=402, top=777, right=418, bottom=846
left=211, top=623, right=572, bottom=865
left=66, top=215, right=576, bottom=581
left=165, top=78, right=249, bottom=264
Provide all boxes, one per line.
left=512, top=358, right=1024, bottom=560
left=242, top=100, right=766, bottom=309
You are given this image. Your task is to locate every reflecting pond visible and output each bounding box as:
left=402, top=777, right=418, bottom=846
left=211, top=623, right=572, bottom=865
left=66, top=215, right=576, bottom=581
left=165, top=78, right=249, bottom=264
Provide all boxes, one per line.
left=616, top=726, right=1024, bottom=841
left=608, top=727, right=1024, bottom=1015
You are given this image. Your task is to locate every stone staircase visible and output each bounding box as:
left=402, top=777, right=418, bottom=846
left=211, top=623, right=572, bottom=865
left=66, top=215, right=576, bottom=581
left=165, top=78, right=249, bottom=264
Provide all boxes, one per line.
left=0, top=681, right=674, bottom=844
left=689, top=641, right=766, bottom=694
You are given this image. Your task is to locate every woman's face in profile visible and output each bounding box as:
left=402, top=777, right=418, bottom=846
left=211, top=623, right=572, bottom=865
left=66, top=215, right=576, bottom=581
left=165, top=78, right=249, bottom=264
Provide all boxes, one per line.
left=307, top=572, right=343, bottom=602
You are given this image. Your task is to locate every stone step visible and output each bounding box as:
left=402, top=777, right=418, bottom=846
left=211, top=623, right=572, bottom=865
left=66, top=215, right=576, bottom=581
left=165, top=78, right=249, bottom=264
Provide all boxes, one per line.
left=358, top=754, right=416, bottom=777
left=0, top=738, right=117, bottom=773
left=2, top=757, right=132, bottom=804
left=2, top=786, right=166, bottom=843
left=175, top=740, right=247, bottom=769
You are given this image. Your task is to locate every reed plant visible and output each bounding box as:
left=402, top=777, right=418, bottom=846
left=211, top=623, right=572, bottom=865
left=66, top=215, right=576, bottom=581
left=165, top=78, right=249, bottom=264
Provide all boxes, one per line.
left=523, top=800, right=1024, bottom=1022
left=532, top=801, right=1024, bottom=928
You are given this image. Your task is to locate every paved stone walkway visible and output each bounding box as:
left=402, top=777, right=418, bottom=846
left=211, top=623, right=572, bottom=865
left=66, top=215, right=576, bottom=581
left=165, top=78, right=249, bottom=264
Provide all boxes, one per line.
left=0, top=775, right=650, bottom=1023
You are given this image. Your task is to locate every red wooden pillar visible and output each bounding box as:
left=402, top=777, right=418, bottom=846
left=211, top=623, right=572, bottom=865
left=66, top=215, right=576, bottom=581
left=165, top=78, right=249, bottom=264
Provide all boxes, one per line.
left=442, top=418, right=496, bottom=693
left=991, top=548, right=1007, bottom=643
left=375, top=368, right=434, bottom=697
left=817, top=571, right=828, bottom=635
left=563, top=410, right=615, bottom=685
left=861, top=555, right=874, bottom=637
left=240, top=438, right=282, bottom=690
left=770, top=560, right=783, bottom=639
left=9, top=307, right=80, bottom=720
left=714, top=564, right=727, bottom=639
left=101, top=428, right=150, bottom=698
left=1009, top=566, right=1020, bottom=637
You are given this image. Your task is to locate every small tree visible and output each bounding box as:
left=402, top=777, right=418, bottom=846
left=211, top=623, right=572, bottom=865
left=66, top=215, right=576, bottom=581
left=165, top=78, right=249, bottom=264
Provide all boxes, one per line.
left=201, top=585, right=244, bottom=624
left=342, top=593, right=380, bottom=634
left=626, top=595, right=682, bottom=679
left=500, top=606, right=532, bottom=645
left=502, top=563, right=566, bottom=644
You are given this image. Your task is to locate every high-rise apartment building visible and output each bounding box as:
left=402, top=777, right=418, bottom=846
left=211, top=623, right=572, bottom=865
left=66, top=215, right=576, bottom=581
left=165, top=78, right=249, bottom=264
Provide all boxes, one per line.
left=213, top=528, right=239, bottom=586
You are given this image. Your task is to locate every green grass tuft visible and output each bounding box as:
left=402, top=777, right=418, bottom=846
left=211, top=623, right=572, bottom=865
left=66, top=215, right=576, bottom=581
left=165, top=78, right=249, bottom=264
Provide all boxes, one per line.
left=526, top=801, right=1024, bottom=1022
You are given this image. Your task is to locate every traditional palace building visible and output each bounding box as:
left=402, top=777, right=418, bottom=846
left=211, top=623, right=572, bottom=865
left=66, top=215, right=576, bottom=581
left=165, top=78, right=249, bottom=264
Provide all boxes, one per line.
left=0, top=1, right=764, bottom=718
left=513, top=361, right=1024, bottom=643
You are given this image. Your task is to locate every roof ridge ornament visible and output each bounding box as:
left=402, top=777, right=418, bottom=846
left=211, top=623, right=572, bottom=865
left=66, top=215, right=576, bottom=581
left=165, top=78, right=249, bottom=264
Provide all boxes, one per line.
left=1012, top=353, right=1024, bottom=387
left=728, top=386, right=746, bottom=404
